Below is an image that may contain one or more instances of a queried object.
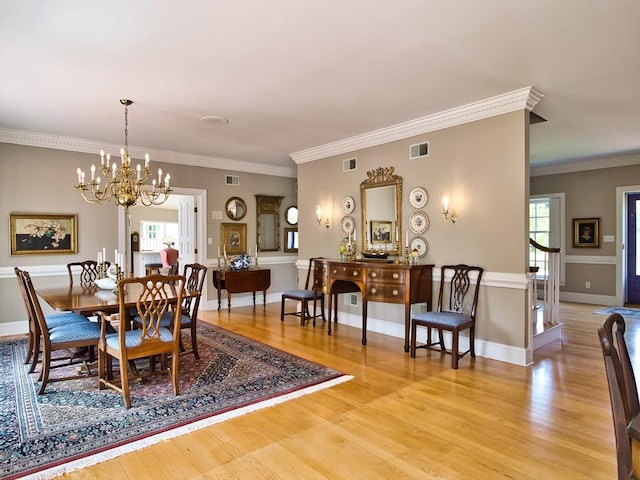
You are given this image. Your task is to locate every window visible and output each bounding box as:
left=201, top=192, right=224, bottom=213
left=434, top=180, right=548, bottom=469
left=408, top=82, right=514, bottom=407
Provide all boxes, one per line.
left=529, top=193, right=565, bottom=282
left=140, top=221, right=178, bottom=251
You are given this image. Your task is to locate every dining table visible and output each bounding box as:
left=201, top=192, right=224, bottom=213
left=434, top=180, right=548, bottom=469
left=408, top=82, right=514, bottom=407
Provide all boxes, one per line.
left=36, top=282, right=200, bottom=316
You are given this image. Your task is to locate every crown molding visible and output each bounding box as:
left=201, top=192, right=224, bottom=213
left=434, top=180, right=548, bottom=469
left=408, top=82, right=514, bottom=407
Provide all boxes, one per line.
left=290, top=86, right=544, bottom=164
left=530, top=151, right=640, bottom=177
left=0, top=128, right=297, bottom=178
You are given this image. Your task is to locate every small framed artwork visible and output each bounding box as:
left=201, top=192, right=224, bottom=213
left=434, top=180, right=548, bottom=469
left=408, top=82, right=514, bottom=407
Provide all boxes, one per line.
left=370, top=220, right=393, bottom=244
left=573, top=218, right=600, bottom=248
left=283, top=227, right=298, bottom=253
left=221, top=222, right=247, bottom=255
left=10, top=213, right=78, bottom=255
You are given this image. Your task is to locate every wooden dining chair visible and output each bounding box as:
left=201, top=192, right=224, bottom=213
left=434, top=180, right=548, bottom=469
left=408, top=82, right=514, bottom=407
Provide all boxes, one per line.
left=598, top=313, right=639, bottom=480
left=410, top=264, right=483, bottom=369
left=16, top=267, right=101, bottom=394
left=281, top=257, right=327, bottom=326
left=97, top=274, right=185, bottom=409
left=15, top=267, right=92, bottom=374
left=164, top=263, right=206, bottom=358
left=67, top=260, right=108, bottom=286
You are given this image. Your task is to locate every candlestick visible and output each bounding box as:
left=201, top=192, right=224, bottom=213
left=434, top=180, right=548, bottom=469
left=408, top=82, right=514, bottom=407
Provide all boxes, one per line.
left=217, top=245, right=220, bottom=258
left=405, top=231, right=409, bottom=248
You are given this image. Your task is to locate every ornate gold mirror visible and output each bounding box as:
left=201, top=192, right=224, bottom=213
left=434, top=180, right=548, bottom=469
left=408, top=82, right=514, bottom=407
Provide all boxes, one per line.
left=360, top=167, right=402, bottom=256
left=255, top=194, right=283, bottom=252
left=224, top=196, right=247, bottom=221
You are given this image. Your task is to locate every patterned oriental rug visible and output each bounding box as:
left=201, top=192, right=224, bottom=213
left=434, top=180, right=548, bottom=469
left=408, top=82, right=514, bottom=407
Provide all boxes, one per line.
left=0, top=324, right=351, bottom=479
left=594, top=306, right=640, bottom=321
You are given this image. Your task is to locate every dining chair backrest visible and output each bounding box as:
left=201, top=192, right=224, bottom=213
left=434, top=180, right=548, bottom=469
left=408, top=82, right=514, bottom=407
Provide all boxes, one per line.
left=119, top=274, right=186, bottom=349
left=598, top=313, right=639, bottom=479
left=15, top=267, right=47, bottom=338
left=438, top=264, right=483, bottom=318
left=67, top=260, right=108, bottom=286
left=181, top=263, right=207, bottom=318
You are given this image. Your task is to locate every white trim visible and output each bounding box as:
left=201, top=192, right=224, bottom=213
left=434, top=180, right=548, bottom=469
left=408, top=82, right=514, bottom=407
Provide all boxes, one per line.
left=0, top=128, right=296, bottom=178
left=290, top=87, right=544, bottom=164
left=565, top=255, right=616, bottom=265
left=0, top=320, right=28, bottom=338
left=617, top=185, right=640, bottom=305
left=532, top=323, right=563, bottom=351
left=560, top=291, right=619, bottom=306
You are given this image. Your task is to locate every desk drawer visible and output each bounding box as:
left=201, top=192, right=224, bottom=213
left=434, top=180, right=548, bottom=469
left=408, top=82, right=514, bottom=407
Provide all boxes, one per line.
left=367, top=283, right=405, bottom=301
left=367, top=268, right=405, bottom=283
left=330, top=265, right=363, bottom=281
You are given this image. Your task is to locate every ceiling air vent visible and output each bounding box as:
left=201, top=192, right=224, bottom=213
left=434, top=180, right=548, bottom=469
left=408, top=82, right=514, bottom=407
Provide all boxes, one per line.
left=343, top=158, right=357, bottom=172
left=225, top=175, right=239, bottom=186
left=409, top=141, right=429, bottom=160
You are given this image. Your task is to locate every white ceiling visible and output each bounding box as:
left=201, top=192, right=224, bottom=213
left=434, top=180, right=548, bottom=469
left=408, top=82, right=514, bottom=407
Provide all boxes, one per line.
left=1, top=1, right=639, bottom=174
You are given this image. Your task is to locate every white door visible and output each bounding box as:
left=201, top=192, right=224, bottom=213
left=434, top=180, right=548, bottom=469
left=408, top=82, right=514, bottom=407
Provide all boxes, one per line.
left=178, top=195, right=196, bottom=266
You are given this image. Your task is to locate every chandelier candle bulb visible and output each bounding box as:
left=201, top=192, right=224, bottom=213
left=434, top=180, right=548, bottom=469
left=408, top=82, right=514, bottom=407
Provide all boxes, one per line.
left=136, top=164, right=141, bottom=180
left=165, top=174, right=170, bottom=188
left=100, top=150, right=105, bottom=165
left=158, top=168, right=162, bottom=185
left=144, top=153, right=149, bottom=169
left=90, top=164, right=95, bottom=181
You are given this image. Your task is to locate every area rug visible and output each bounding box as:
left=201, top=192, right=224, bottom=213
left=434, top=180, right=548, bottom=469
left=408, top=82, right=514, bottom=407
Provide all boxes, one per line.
left=594, top=306, right=640, bottom=321
left=0, top=324, right=351, bottom=480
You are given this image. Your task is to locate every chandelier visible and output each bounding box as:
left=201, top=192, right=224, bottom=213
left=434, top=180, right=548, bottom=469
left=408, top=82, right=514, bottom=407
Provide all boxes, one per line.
left=74, top=99, right=171, bottom=207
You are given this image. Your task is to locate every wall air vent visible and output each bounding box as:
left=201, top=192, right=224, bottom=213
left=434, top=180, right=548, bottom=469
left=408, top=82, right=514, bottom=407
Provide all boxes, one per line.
left=225, top=175, right=240, bottom=186
left=343, top=158, right=357, bottom=172
left=409, top=141, right=429, bottom=160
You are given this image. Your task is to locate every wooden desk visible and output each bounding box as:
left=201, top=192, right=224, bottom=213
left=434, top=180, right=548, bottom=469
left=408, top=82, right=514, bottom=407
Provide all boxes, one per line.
left=212, top=268, right=271, bottom=311
left=313, top=259, right=433, bottom=351
left=630, top=413, right=640, bottom=479
left=36, top=283, right=199, bottom=314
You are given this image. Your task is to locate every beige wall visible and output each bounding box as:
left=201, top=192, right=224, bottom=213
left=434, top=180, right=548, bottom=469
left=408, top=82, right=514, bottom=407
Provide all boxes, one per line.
left=297, top=111, right=533, bottom=363
left=0, top=142, right=298, bottom=331
left=530, top=156, right=640, bottom=300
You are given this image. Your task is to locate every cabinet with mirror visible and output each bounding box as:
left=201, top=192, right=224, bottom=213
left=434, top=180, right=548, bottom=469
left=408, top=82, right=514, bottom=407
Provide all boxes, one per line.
left=360, top=167, right=403, bottom=256
left=255, top=195, right=283, bottom=252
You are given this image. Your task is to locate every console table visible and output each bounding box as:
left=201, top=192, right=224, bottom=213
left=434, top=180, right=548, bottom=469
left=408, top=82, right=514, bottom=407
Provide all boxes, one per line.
left=313, top=259, right=433, bottom=351
left=212, top=268, right=271, bottom=311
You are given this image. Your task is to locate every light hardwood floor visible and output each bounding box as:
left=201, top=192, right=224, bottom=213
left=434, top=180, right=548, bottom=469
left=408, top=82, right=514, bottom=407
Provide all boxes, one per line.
left=58, top=302, right=636, bottom=479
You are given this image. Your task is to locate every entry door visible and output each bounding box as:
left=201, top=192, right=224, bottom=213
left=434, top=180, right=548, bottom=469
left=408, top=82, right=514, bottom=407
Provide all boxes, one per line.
left=178, top=196, right=196, bottom=266
left=627, top=193, right=640, bottom=305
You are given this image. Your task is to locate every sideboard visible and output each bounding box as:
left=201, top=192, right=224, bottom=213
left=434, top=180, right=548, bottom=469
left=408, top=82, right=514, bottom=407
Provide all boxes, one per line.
left=212, top=268, right=271, bottom=311
left=313, top=259, right=433, bottom=351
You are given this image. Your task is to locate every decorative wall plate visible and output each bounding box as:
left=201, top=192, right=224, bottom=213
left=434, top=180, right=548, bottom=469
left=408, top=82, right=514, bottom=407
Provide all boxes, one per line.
left=409, top=187, right=428, bottom=209
left=410, top=236, right=428, bottom=257
left=342, top=195, right=355, bottom=214
left=341, top=215, right=356, bottom=233
left=409, top=211, right=430, bottom=234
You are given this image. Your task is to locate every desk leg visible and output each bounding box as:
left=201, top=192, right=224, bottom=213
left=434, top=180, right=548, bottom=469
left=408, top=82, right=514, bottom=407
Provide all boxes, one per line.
left=361, top=300, right=368, bottom=345
left=327, top=293, right=333, bottom=335
left=252, top=290, right=256, bottom=307
left=217, top=287, right=222, bottom=310
left=404, top=302, right=411, bottom=352
left=227, top=294, right=231, bottom=312
left=263, top=289, right=267, bottom=308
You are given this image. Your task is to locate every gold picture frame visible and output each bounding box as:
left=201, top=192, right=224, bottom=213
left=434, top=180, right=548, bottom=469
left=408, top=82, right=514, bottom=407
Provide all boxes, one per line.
left=370, top=220, right=393, bottom=244
left=10, top=213, right=78, bottom=255
left=221, top=222, right=247, bottom=255
left=573, top=217, right=600, bottom=248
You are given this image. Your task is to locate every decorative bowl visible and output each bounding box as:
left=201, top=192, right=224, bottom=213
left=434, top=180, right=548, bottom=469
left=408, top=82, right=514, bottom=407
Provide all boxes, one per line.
left=228, top=254, right=251, bottom=271
left=95, top=277, right=117, bottom=290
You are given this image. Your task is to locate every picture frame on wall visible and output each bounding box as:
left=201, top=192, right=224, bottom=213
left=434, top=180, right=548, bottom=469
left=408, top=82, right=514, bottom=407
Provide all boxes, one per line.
left=221, top=222, right=247, bottom=255
left=10, top=213, right=78, bottom=255
left=573, top=217, right=600, bottom=248
left=370, top=220, right=393, bottom=244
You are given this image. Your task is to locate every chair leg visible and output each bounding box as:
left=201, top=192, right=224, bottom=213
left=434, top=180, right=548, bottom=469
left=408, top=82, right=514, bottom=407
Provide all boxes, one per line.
left=29, top=334, right=41, bottom=374
left=469, top=326, right=476, bottom=358
left=25, top=330, right=34, bottom=365
left=451, top=330, right=459, bottom=369
left=98, top=345, right=105, bottom=390
left=37, top=348, right=51, bottom=395
left=171, top=348, right=180, bottom=396
left=191, top=323, right=199, bottom=359
left=437, top=328, right=446, bottom=351
left=120, top=354, right=131, bottom=409
left=301, top=300, right=309, bottom=326
left=320, top=295, right=326, bottom=321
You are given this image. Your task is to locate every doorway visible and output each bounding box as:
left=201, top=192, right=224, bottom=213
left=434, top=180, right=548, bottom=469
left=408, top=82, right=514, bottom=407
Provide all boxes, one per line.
left=617, top=185, right=640, bottom=306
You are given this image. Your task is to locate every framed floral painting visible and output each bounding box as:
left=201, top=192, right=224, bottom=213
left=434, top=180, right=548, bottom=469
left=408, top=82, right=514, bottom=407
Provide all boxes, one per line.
left=10, top=213, right=78, bottom=255
left=221, top=222, right=246, bottom=256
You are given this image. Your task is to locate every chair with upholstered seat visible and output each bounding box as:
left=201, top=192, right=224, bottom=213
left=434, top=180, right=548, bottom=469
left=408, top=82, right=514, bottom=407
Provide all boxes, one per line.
left=281, top=257, right=329, bottom=326
left=598, top=313, right=639, bottom=480
left=67, top=260, right=108, bottom=286
left=410, top=264, right=483, bottom=369
left=15, top=267, right=91, bottom=374
left=16, top=267, right=101, bottom=394
left=159, top=263, right=206, bottom=358
left=97, top=274, right=185, bottom=409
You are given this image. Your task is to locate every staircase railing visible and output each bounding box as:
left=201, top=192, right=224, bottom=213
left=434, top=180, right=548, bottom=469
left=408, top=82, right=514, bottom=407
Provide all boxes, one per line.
left=529, top=238, right=561, bottom=325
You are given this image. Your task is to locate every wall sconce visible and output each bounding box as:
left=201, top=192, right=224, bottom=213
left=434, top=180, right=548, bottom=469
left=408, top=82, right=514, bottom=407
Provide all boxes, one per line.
left=316, top=205, right=330, bottom=228
left=442, top=196, right=458, bottom=223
